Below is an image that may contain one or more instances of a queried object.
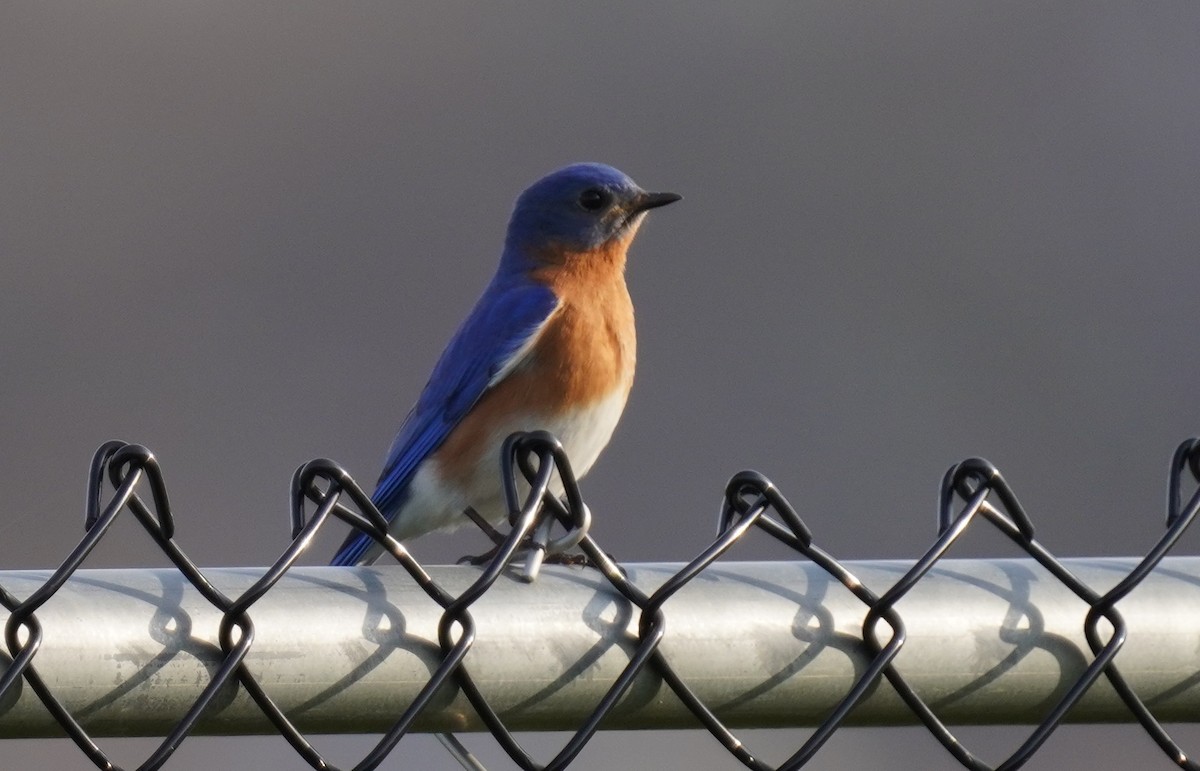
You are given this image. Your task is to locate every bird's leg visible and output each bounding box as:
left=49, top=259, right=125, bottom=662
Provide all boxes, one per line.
left=456, top=506, right=516, bottom=566
left=456, top=501, right=595, bottom=573
left=464, top=506, right=506, bottom=546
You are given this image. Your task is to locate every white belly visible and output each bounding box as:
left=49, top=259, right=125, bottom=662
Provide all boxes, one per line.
left=392, top=387, right=630, bottom=540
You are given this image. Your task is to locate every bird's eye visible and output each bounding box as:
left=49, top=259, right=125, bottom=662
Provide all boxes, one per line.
left=578, top=188, right=610, bottom=211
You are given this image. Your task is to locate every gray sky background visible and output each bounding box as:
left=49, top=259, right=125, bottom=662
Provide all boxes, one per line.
left=3, top=3, right=1200, bottom=769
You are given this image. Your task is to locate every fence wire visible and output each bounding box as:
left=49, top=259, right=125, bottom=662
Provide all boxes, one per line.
left=1, top=433, right=1199, bottom=770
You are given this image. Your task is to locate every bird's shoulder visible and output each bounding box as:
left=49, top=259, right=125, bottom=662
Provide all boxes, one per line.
left=372, top=277, right=559, bottom=491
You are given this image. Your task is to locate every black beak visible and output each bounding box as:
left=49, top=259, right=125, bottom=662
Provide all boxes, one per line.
left=631, top=190, right=683, bottom=213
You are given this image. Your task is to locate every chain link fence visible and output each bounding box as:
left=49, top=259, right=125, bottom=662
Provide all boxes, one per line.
left=1, top=433, right=1199, bottom=770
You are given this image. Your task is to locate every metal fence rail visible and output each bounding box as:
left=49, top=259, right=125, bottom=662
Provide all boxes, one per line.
left=1, top=434, right=1199, bottom=770
left=1, top=557, right=1199, bottom=735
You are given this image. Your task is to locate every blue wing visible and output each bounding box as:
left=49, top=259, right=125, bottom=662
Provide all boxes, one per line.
left=331, top=276, right=559, bottom=566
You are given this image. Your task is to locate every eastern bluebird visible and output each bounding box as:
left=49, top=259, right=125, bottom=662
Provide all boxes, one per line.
left=332, top=163, right=679, bottom=566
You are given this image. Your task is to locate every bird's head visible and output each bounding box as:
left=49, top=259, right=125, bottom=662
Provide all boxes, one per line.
left=503, top=163, right=680, bottom=265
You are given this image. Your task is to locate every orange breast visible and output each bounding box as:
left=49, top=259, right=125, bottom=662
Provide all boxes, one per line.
left=434, top=237, right=637, bottom=485
left=529, top=241, right=636, bottom=403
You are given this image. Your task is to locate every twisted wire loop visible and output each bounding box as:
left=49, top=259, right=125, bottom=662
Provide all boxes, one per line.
left=0, top=442, right=258, bottom=771
left=231, top=457, right=458, bottom=771
left=1083, top=438, right=1200, bottom=770
left=433, top=431, right=656, bottom=770
left=0, top=436, right=1199, bottom=769
left=864, top=458, right=1128, bottom=771
left=624, top=471, right=902, bottom=771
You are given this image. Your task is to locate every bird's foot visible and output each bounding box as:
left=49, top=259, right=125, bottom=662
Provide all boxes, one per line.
left=540, top=551, right=588, bottom=566
left=455, top=544, right=505, bottom=566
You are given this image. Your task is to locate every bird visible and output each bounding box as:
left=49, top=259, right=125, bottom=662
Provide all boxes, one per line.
left=332, top=163, right=680, bottom=566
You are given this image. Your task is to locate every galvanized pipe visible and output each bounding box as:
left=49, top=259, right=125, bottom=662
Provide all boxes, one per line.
left=0, top=557, right=1196, bottom=737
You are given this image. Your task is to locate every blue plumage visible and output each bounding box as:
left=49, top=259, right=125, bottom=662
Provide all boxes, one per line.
left=331, top=163, right=678, bottom=566
left=331, top=277, right=557, bottom=566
